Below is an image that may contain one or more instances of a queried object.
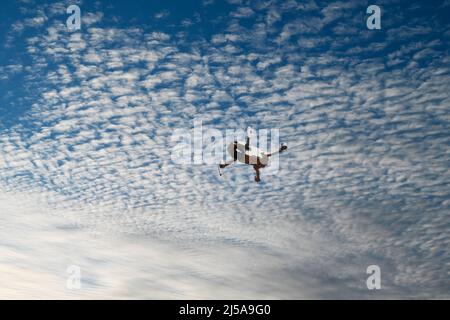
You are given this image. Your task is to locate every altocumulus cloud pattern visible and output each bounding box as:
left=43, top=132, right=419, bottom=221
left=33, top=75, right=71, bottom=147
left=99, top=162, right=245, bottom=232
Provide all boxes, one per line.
left=0, top=0, right=449, bottom=299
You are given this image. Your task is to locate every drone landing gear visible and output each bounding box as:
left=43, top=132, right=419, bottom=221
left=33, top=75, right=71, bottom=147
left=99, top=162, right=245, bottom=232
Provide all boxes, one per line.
left=254, top=166, right=261, bottom=183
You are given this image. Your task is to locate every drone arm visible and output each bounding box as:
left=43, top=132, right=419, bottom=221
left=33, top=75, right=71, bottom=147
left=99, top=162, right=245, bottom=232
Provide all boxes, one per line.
left=245, top=136, right=251, bottom=151
left=267, top=144, right=288, bottom=157
left=219, top=159, right=235, bottom=169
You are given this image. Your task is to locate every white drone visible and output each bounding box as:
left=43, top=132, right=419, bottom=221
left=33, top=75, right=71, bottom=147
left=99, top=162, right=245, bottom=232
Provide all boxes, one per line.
left=218, top=128, right=288, bottom=182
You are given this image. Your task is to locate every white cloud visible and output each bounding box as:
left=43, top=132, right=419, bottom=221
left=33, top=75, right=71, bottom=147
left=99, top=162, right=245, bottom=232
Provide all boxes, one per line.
left=154, top=10, right=170, bottom=20
left=230, top=7, right=254, bottom=18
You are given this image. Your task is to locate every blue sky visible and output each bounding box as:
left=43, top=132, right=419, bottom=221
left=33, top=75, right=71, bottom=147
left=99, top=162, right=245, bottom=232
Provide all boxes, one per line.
left=0, top=0, right=449, bottom=298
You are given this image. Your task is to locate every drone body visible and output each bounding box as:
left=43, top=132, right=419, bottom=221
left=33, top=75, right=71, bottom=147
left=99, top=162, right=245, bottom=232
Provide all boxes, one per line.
left=219, top=136, right=287, bottom=182
left=226, top=141, right=269, bottom=166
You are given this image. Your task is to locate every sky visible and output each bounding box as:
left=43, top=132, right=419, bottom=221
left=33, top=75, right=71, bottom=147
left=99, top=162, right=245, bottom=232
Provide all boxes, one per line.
left=0, top=0, right=449, bottom=299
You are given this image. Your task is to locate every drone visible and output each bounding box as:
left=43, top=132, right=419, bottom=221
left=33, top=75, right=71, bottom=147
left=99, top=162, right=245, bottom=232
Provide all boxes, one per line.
left=218, top=129, right=288, bottom=183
